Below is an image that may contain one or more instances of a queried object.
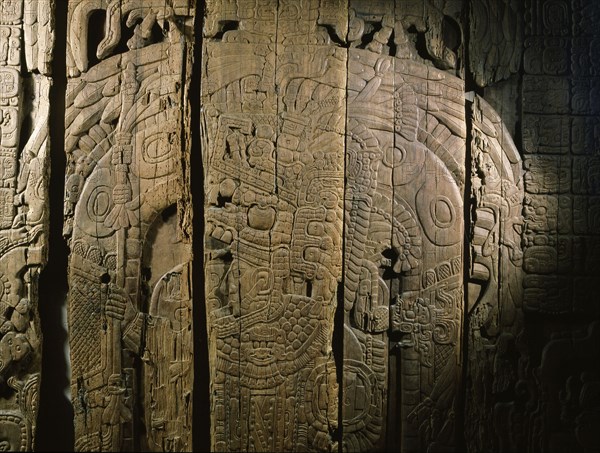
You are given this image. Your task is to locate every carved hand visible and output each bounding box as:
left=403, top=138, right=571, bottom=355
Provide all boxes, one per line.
left=105, top=284, right=137, bottom=329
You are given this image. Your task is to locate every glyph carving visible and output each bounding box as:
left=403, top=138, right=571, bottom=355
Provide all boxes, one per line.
left=465, top=94, right=525, bottom=452
left=0, top=1, right=54, bottom=450
left=461, top=0, right=600, bottom=451
left=469, top=0, right=523, bottom=86
left=202, top=1, right=346, bottom=451
left=64, top=1, right=194, bottom=451
left=344, top=2, right=467, bottom=451
left=1, top=0, right=591, bottom=451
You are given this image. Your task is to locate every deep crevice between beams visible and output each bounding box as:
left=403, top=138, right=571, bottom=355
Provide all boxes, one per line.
left=459, top=1, right=478, bottom=451
left=333, top=3, right=351, bottom=451
left=35, top=0, right=74, bottom=450
left=191, top=0, right=211, bottom=451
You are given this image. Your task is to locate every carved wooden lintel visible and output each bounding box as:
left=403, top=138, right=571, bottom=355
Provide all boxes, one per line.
left=42, top=1, right=600, bottom=452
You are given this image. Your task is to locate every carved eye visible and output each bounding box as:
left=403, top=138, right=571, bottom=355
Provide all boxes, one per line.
left=304, top=247, right=320, bottom=262
left=307, top=221, right=324, bottom=236
left=248, top=139, right=273, bottom=157
left=321, top=191, right=337, bottom=209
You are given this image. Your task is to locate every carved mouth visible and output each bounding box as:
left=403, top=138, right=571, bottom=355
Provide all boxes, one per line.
left=249, top=347, right=275, bottom=365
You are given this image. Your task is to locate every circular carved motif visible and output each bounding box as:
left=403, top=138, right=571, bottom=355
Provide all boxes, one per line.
left=416, top=177, right=462, bottom=247
left=430, top=195, right=455, bottom=229
left=75, top=168, right=115, bottom=238
left=86, top=186, right=112, bottom=220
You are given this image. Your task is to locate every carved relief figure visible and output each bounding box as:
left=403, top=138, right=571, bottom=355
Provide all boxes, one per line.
left=0, top=1, right=54, bottom=450
left=342, top=2, right=467, bottom=451
left=202, top=0, right=347, bottom=451
left=50, top=1, right=597, bottom=452
left=199, top=1, right=530, bottom=452
left=64, top=1, right=194, bottom=451
left=465, top=95, right=525, bottom=452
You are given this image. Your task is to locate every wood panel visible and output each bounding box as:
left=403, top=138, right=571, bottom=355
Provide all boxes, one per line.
left=64, top=1, right=195, bottom=451
left=37, top=1, right=600, bottom=451
left=0, top=1, right=54, bottom=450
left=202, top=1, right=346, bottom=451
left=344, top=2, right=466, bottom=451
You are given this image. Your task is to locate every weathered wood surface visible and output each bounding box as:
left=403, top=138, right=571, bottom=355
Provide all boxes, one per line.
left=202, top=1, right=346, bottom=451
left=344, top=2, right=466, bottom=451
left=465, top=94, right=525, bottom=452
left=64, top=1, right=195, bottom=451
left=470, top=1, right=600, bottom=451
left=199, top=1, right=529, bottom=452
left=0, top=1, right=54, bottom=450
left=468, top=0, right=523, bottom=87
left=24, top=0, right=597, bottom=451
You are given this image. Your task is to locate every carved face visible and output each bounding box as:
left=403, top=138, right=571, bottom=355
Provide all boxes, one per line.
left=0, top=332, right=31, bottom=373
left=477, top=152, right=500, bottom=186
left=4, top=332, right=30, bottom=361
left=240, top=325, right=286, bottom=366
left=151, top=267, right=193, bottom=332
left=65, top=174, right=83, bottom=204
